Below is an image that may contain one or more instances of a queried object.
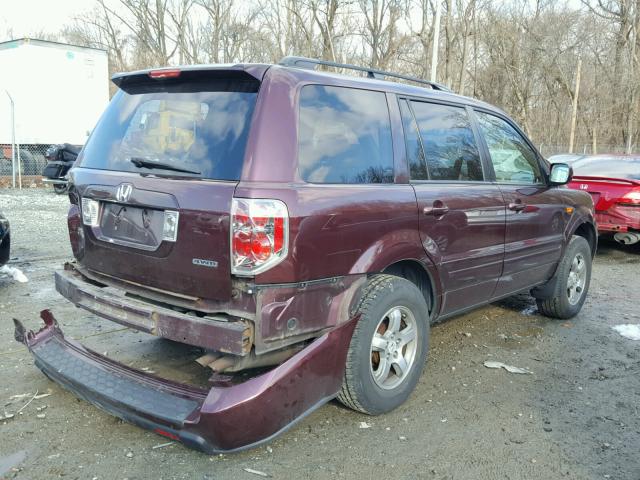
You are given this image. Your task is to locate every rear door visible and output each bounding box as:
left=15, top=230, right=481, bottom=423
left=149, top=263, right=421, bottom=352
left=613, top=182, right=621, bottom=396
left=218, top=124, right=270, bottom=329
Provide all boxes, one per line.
left=472, top=110, right=566, bottom=298
left=72, top=70, right=261, bottom=302
left=400, top=99, right=505, bottom=315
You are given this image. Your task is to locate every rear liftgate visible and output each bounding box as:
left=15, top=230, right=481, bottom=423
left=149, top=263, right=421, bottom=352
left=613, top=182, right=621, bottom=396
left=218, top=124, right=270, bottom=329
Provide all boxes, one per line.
left=14, top=310, right=357, bottom=453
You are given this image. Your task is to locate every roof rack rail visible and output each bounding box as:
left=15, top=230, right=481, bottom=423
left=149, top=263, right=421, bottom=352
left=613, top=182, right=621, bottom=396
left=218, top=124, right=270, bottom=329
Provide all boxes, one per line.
left=279, top=56, right=452, bottom=92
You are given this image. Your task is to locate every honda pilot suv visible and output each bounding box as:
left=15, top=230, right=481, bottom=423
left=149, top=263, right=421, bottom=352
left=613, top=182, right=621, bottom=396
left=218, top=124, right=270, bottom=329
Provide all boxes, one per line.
left=16, top=57, right=596, bottom=453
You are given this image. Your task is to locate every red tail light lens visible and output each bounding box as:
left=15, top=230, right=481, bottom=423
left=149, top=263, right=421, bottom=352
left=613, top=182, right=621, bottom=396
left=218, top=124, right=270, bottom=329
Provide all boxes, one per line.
left=231, top=198, right=289, bottom=275
left=620, top=190, right=640, bottom=205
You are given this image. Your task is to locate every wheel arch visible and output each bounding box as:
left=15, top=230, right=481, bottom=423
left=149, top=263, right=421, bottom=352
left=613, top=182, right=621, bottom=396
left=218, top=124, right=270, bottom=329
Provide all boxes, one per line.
left=572, top=221, right=597, bottom=257
left=382, top=259, right=437, bottom=316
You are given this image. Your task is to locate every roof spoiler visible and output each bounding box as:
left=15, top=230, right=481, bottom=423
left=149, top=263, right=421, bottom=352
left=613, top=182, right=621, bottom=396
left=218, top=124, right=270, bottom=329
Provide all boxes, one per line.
left=111, top=64, right=269, bottom=90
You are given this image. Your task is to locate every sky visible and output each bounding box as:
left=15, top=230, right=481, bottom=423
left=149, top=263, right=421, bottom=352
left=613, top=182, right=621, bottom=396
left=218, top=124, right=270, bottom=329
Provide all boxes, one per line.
left=0, top=0, right=97, bottom=39
left=0, top=0, right=588, bottom=41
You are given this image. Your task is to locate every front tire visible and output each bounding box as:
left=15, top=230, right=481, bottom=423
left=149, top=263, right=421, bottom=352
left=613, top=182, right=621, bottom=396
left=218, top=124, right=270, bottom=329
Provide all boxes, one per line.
left=337, top=275, right=430, bottom=415
left=536, top=235, right=592, bottom=319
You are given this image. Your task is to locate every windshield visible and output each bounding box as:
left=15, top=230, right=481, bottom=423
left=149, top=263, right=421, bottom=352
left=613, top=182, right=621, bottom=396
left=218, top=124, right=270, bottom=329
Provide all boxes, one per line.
left=571, top=156, right=640, bottom=180
left=79, top=78, right=259, bottom=180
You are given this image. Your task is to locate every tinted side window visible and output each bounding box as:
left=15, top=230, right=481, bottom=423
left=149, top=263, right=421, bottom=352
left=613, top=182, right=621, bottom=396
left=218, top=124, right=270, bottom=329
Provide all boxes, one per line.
left=298, top=85, right=394, bottom=184
left=399, top=99, right=428, bottom=180
left=411, top=101, right=483, bottom=181
left=476, top=112, right=543, bottom=184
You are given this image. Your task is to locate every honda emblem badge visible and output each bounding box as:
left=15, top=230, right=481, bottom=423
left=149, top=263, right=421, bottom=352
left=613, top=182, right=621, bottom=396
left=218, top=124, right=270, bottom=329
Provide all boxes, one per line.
left=116, top=183, right=133, bottom=202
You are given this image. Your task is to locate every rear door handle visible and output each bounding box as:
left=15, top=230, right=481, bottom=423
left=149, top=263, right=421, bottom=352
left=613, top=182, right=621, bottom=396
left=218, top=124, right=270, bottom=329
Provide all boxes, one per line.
left=424, top=204, right=449, bottom=216
left=508, top=202, right=526, bottom=212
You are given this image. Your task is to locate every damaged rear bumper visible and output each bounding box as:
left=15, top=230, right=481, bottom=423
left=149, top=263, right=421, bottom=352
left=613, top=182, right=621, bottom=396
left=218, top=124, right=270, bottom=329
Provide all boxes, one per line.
left=15, top=310, right=356, bottom=453
left=55, top=266, right=253, bottom=355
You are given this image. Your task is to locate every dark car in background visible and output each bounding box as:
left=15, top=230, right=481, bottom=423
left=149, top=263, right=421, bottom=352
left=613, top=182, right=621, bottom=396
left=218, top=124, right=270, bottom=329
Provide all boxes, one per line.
left=0, top=212, right=9, bottom=267
left=566, top=155, right=640, bottom=245
left=15, top=57, right=597, bottom=453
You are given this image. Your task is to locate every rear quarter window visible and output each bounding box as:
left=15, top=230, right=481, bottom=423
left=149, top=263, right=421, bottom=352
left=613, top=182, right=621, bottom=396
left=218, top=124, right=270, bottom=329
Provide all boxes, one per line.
left=298, top=85, right=394, bottom=184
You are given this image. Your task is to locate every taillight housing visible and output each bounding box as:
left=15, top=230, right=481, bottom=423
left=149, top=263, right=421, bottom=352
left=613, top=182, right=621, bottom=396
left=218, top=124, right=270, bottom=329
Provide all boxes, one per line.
left=231, top=198, right=289, bottom=276
left=620, top=190, right=640, bottom=205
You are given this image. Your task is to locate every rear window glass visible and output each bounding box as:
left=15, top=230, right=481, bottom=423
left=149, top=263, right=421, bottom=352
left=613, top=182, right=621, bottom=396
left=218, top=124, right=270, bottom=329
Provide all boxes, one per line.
left=79, top=79, right=258, bottom=180
left=571, top=156, right=640, bottom=180
left=298, top=85, right=394, bottom=183
left=410, top=101, right=483, bottom=181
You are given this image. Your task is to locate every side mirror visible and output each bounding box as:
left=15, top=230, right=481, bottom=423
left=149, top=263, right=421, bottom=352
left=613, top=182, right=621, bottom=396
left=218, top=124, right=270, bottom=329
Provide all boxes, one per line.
left=549, top=162, right=572, bottom=185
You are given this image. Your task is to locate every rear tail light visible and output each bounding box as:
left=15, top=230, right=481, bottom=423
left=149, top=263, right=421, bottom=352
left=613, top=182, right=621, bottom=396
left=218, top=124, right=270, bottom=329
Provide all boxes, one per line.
left=620, top=190, right=640, bottom=205
left=231, top=198, right=289, bottom=276
left=81, top=198, right=100, bottom=227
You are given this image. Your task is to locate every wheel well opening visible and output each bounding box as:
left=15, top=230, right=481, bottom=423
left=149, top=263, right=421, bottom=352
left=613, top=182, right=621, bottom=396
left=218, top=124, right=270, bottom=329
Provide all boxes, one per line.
left=574, top=222, right=597, bottom=257
left=383, top=260, right=434, bottom=312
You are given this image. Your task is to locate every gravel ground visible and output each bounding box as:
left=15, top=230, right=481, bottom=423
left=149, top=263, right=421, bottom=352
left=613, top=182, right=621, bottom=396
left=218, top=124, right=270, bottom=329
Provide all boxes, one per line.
left=1, top=188, right=639, bottom=480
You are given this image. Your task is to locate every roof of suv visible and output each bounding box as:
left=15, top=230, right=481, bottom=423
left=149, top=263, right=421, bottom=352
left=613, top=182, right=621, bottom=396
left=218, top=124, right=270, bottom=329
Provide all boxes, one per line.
left=111, top=62, right=503, bottom=117
left=274, top=64, right=499, bottom=113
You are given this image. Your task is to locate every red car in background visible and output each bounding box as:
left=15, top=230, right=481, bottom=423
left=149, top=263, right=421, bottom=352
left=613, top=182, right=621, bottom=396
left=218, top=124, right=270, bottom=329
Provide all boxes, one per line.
left=566, top=155, right=640, bottom=245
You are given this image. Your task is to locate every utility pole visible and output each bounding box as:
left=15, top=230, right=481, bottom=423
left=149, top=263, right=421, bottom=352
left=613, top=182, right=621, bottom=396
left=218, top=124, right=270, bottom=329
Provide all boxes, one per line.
left=568, top=57, right=582, bottom=154
left=5, top=90, right=16, bottom=188
left=626, top=17, right=637, bottom=154
left=430, top=1, right=442, bottom=83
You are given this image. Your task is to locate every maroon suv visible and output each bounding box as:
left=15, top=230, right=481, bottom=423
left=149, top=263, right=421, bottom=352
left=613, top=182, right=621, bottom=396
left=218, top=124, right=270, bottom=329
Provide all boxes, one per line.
left=16, top=57, right=596, bottom=453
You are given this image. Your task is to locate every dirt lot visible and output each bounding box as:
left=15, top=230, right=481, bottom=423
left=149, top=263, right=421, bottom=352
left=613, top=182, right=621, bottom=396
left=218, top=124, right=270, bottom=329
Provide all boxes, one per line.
left=0, top=188, right=638, bottom=480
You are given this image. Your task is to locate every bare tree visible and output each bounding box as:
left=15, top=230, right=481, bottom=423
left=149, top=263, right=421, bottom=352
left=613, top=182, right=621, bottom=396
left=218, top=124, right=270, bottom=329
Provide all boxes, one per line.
left=53, top=0, right=639, bottom=153
left=358, top=0, right=408, bottom=69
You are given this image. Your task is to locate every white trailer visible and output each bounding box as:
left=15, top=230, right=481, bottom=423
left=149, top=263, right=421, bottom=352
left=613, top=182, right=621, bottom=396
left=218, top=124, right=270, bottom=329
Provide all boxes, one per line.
left=0, top=38, right=109, bottom=178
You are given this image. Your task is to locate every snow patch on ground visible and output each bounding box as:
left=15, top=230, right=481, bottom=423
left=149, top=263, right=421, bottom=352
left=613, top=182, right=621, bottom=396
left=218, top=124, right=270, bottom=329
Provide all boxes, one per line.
left=612, top=324, right=640, bottom=341
left=0, top=265, right=28, bottom=283
left=520, top=305, right=538, bottom=315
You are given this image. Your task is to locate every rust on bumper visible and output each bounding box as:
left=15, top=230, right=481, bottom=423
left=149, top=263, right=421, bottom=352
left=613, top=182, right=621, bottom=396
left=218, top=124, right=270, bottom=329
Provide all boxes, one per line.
left=15, top=310, right=358, bottom=453
left=55, top=266, right=252, bottom=355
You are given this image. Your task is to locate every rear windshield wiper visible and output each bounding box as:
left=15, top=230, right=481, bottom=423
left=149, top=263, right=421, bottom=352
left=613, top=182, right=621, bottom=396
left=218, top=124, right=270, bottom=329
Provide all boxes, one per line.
left=129, top=157, right=201, bottom=175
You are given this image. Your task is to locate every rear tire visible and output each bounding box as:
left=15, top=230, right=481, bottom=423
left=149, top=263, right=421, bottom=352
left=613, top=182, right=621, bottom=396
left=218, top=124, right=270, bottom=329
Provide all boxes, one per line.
left=536, top=235, right=592, bottom=319
left=53, top=184, right=68, bottom=194
left=337, top=274, right=430, bottom=415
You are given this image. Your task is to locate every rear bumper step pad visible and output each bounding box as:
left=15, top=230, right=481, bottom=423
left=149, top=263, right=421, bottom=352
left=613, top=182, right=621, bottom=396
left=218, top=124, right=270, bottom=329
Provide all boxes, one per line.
left=14, top=310, right=356, bottom=453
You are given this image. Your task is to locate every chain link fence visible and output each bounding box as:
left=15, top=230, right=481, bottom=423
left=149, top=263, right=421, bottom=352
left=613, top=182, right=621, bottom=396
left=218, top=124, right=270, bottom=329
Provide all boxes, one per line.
left=0, top=144, right=50, bottom=180
left=539, top=144, right=640, bottom=157
left=1, top=142, right=637, bottom=184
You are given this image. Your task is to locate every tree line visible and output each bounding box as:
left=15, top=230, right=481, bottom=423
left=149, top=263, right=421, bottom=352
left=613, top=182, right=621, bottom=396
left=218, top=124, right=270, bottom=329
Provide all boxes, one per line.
left=20, top=1, right=640, bottom=154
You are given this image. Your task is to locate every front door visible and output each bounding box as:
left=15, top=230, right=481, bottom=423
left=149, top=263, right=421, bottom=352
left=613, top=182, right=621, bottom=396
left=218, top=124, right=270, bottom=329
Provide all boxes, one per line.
left=399, top=99, right=506, bottom=316
left=473, top=110, right=566, bottom=298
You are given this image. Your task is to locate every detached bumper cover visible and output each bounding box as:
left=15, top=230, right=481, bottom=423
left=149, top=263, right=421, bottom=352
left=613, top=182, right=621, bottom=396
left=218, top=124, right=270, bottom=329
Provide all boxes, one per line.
left=15, top=310, right=356, bottom=453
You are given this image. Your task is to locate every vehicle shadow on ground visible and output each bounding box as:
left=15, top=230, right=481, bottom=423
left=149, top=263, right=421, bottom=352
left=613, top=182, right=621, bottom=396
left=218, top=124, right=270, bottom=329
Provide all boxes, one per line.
left=596, top=237, right=640, bottom=258
left=493, top=292, right=539, bottom=315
